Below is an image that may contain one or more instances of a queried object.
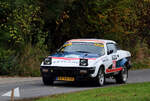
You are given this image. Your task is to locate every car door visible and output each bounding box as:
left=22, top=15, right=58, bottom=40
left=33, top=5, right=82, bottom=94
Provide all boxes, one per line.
left=106, top=43, right=118, bottom=73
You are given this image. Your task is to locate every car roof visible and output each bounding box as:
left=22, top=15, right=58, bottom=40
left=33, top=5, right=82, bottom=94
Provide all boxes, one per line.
left=68, top=39, right=116, bottom=44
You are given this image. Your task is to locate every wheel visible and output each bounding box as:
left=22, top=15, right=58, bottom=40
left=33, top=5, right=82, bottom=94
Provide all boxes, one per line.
left=115, top=67, right=128, bottom=84
left=96, top=67, right=105, bottom=86
left=42, top=76, right=54, bottom=85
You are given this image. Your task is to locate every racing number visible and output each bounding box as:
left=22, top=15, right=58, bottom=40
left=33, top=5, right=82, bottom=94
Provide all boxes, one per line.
left=112, top=60, right=116, bottom=69
left=112, top=55, right=117, bottom=69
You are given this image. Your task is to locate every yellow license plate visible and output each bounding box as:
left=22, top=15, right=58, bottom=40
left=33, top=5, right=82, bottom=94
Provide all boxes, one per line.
left=56, top=77, right=75, bottom=81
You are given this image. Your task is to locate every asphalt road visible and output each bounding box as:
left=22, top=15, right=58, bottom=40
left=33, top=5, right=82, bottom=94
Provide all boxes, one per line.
left=0, top=69, right=150, bottom=101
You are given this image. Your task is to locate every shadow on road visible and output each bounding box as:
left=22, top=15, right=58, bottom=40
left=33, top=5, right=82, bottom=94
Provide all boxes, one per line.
left=42, top=78, right=117, bottom=88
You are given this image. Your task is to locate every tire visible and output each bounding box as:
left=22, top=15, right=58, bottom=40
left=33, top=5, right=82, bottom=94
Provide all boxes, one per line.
left=115, top=66, right=128, bottom=84
left=42, top=76, right=54, bottom=85
left=96, top=67, right=105, bottom=86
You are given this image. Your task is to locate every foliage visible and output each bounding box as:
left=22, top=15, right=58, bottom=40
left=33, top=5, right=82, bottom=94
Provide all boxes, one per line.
left=17, top=44, right=47, bottom=76
left=0, top=49, right=18, bottom=75
left=0, top=0, right=48, bottom=76
left=10, top=4, right=47, bottom=49
left=0, top=1, right=11, bottom=49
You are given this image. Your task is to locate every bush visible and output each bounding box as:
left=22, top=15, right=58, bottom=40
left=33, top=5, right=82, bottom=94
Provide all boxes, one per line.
left=0, top=45, right=47, bottom=76
left=17, top=44, right=47, bottom=76
left=0, top=49, right=18, bottom=75
left=131, top=41, right=150, bottom=70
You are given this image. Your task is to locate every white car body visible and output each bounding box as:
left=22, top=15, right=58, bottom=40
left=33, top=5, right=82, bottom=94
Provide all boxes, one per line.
left=40, top=39, right=131, bottom=85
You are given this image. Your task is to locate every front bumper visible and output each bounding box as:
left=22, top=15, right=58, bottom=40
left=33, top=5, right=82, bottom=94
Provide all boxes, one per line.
left=40, top=66, right=95, bottom=81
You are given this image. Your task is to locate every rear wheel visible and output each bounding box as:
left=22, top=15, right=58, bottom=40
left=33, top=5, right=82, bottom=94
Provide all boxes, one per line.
left=42, top=76, right=54, bottom=85
left=115, top=66, right=128, bottom=84
left=96, top=67, right=105, bottom=86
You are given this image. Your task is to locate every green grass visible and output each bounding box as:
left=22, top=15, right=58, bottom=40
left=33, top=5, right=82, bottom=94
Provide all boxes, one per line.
left=19, top=82, right=150, bottom=101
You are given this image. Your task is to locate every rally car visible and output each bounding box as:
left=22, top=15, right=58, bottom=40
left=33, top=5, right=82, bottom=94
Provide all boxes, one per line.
left=40, top=39, right=131, bottom=86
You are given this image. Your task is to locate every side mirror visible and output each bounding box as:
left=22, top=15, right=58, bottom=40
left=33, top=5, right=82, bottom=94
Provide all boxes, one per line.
left=107, top=50, right=113, bottom=55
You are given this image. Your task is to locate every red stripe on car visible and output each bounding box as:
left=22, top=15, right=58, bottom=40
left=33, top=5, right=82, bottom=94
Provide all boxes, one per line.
left=106, top=67, right=123, bottom=73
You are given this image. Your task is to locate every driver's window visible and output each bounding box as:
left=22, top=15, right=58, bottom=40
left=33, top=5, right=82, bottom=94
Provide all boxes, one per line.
left=107, top=43, right=117, bottom=54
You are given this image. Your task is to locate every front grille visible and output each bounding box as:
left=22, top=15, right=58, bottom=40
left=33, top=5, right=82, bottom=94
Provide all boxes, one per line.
left=53, top=68, right=79, bottom=76
left=41, top=66, right=94, bottom=76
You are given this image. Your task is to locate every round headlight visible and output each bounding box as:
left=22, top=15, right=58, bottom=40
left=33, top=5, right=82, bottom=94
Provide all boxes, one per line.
left=80, top=59, right=88, bottom=66
left=44, top=58, right=51, bottom=65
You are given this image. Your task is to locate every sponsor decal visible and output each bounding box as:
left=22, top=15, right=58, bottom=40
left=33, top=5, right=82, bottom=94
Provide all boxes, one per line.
left=63, top=42, right=72, bottom=47
left=94, top=43, right=104, bottom=47
left=52, top=59, right=78, bottom=64
left=112, top=55, right=117, bottom=60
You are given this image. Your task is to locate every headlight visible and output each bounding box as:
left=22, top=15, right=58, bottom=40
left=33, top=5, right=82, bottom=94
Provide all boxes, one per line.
left=44, top=57, right=52, bottom=65
left=80, top=59, right=88, bottom=66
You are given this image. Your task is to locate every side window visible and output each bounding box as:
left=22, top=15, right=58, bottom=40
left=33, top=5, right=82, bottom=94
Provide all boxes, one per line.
left=107, top=43, right=117, bottom=54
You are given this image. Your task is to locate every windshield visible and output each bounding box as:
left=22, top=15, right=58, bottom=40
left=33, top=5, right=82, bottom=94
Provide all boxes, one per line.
left=59, top=42, right=105, bottom=56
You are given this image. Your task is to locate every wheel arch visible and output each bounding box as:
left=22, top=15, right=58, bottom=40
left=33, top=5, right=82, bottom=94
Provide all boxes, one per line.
left=97, top=64, right=105, bottom=77
left=100, top=65, right=105, bottom=70
left=96, top=64, right=106, bottom=86
left=125, top=57, right=131, bottom=69
left=120, top=57, right=131, bottom=69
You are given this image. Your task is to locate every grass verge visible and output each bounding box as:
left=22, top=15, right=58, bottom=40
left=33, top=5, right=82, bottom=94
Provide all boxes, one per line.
left=18, top=82, right=150, bottom=101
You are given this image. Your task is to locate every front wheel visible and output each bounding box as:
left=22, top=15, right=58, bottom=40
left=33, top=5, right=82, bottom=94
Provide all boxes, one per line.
left=115, top=67, right=128, bottom=84
left=96, top=67, right=105, bottom=86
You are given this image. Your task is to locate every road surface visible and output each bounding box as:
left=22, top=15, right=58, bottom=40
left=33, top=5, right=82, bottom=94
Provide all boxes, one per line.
left=0, top=69, right=150, bottom=101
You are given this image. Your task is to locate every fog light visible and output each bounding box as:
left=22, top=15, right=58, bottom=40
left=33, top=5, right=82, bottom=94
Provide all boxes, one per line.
left=80, top=70, right=87, bottom=74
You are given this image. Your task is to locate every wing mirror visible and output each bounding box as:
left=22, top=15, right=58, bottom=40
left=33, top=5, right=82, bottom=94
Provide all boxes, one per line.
left=107, top=50, right=113, bottom=55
